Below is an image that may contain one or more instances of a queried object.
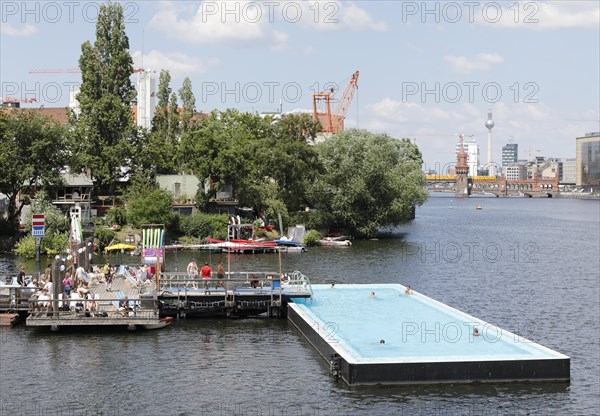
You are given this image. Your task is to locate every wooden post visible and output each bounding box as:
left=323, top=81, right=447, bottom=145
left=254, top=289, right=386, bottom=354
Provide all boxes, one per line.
left=52, top=260, right=61, bottom=317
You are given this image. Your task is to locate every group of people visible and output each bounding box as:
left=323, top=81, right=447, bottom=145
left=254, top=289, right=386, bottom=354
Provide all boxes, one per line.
left=187, top=259, right=226, bottom=294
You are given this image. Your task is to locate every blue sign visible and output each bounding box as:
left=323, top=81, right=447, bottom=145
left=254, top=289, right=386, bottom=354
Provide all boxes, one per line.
left=32, top=226, right=45, bottom=237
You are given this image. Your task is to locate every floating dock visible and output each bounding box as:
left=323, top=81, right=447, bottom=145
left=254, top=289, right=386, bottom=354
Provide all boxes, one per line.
left=158, top=271, right=312, bottom=318
left=288, top=284, right=570, bottom=386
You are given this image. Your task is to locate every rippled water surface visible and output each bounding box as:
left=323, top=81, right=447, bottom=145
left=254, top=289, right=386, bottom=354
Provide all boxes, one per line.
left=1, top=197, right=598, bottom=415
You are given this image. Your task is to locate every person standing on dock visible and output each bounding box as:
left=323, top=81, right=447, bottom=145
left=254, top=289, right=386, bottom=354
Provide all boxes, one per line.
left=103, top=262, right=113, bottom=291
left=187, top=259, right=199, bottom=289
left=17, top=266, right=26, bottom=286
left=216, top=261, right=225, bottom=290
left=201, top=262, right=212, bottom=294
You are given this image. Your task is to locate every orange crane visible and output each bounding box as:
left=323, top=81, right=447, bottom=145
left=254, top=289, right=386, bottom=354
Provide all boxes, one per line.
left=29, top=67, right=145, bottom=74
left=1, top=96, right=38, bottom=108
left=312, top=70, right=359, bottom=133
left=1, top=96, right=37, bottom=103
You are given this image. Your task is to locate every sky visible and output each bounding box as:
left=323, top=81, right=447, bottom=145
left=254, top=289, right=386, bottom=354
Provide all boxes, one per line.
left=1, top=0, right=599, bottom=171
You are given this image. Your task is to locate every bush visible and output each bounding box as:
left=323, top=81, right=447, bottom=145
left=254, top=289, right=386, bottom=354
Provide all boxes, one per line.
left=41, top=230, right=69, bottom=255
left=94, top=227, right=116, bottom=251
left=106, top=207, right=127, bottom=226
left=15, top=235, right=36, bottom=258
left=180, top=213, right=229, bottom=240
left=304, top=230, right=322, bottom=246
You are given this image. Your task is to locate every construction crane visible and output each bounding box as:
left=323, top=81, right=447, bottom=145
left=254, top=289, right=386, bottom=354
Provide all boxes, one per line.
left=1, top=96, right=38, bottom=108
left=312, top=70, right=359, bottom=133
left=29, top=67, right=145, bottom=74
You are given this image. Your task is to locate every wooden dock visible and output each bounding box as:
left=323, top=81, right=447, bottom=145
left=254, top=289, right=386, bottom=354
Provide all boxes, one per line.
left=7, top=268, right=313, bottom=330
left=25, top=273, right=162, bottom=331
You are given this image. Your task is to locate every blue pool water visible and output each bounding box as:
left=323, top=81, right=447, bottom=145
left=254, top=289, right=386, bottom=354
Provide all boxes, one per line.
left=291, top=284, right=568, bottom=364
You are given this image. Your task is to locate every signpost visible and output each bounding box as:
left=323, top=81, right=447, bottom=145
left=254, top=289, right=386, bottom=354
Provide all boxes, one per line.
left=32, top=214, right=45, bottom=269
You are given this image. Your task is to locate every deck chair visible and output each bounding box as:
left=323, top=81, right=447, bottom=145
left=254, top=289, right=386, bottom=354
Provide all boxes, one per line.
left=123, top=269, right=138, bottom=287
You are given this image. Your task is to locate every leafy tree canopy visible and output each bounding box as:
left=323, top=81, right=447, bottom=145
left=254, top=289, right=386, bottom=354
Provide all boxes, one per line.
left=0, top=110, right=67, bottom=229
left=123, top=174, right=175, bottom=228
left=69, top=0, right=135, bottom=193
left=307, top=129, right=428, bottom=238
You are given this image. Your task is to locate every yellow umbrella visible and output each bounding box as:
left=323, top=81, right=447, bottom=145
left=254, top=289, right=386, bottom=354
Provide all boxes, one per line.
left=104, top=243, right=137, bottom=252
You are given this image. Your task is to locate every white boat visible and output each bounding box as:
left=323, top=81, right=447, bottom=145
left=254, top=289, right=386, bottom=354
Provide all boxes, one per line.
left=320, top=237, right=352, bottom=247
left=143, top=316, right=174, bottom=330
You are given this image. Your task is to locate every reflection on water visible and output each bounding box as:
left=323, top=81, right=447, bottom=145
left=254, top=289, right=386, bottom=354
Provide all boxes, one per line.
left=1, top=197, right=598, bottom=415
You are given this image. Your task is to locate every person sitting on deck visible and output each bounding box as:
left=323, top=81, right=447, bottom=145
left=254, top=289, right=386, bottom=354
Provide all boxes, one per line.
left=119, top=296, right=133, bottom=315
left=76, top=281, right=90, bottom=298
left=404, top=286, right=413, bottom=295
left=37, top=288, right=51, bottom=312
left=84, top=293, right=96, bottom=316
left=43, top=279, right=53, bottom=295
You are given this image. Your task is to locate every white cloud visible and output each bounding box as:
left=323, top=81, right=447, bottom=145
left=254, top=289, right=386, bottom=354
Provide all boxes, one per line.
left=478, top=1, right=600, bottom=30
left=148, top=1, right=288, bottom=48
left=148, top=1, right=387, bottom=47
left=328, top=2, right=388, bottom=32
left=132, top=50, right=219, bottom=76
left=1, top=23, right=37, bottom=37
left=445, top=53, right=504, bottom=74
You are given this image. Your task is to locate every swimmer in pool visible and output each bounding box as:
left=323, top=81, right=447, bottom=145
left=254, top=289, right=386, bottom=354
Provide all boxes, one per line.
left=370, top=291, right=376, bottom=299
left=473, top=328, right=480, bottom=337
left=404, top=286, right=413, bottom=295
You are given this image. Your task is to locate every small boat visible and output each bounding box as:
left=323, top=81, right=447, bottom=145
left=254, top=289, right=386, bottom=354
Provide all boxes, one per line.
left=274, top=239, right=306, bottom=252
left=475, top=205, right=483, bottom=210
left=143, top=316, right=173, bottom=330
left=320, top=237, right=352, bottom=247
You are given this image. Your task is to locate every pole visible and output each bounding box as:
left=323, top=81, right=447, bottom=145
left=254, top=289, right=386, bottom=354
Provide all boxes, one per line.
left=52, top=259, right=60, bottom=318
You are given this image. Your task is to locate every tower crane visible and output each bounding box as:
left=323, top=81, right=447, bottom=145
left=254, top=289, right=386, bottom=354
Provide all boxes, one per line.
left=1, top=96, right=38, bottom=108
left=29, top=67, right=145, bottom=74
left=312, top=71, right=359, bottom=133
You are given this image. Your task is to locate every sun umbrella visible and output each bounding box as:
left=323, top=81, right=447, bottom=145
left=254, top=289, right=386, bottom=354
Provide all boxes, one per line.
left=104, top=243, right=137, bottom=252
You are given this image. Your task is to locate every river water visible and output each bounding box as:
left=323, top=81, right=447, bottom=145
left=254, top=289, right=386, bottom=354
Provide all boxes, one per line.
left=1, top=196, right=598, bottom=416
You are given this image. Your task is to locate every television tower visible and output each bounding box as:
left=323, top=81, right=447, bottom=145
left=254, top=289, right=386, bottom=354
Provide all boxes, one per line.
left=485, top=103, right=495, bottom=176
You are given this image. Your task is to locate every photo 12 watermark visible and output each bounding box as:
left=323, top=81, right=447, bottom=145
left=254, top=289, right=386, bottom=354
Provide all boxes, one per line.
left=197, top=1, right=340, bottom=24
left=1, top=1, right=140, bottom=24
left=399, top=241, right=540, bottom=264
left=399, top=1, right=540, bottom=25
left=401, top=81, right=540, bottom=104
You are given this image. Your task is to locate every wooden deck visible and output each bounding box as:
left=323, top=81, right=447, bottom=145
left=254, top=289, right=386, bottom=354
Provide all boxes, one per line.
left=26, top=274, right=161, bottom=329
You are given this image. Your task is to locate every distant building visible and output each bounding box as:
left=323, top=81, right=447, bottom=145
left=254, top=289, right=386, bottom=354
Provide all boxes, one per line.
left=455, top=139, right=479, bottom=177
left=540, top=161, right=560, bottom=179
left=504, top=163, right=527, bottom=180
left=156, top=174, right=200, bottom=216
left=562, top=158, right=577, bottom=184
left=136, top=70, right=156, bottom=130
left=502, top=143, right=518, bottom=166
left=576, top=132, right=600, bottom=190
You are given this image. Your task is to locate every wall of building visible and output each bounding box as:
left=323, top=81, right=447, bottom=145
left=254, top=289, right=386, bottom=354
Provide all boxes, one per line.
left=576, top=133, right=600, bottom=188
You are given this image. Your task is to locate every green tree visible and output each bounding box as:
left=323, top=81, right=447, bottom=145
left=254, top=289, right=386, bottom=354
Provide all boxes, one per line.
left=153, top=69, right=172, bottom=133
left=308, top=129, right=428, bottom=238
left=0, top=110, right=67, bottom=231
left=140, top=70, right=179, bottom=174
left=178, top=77, right=196, bottom=131
left=123, top=175, right=174, bottom=227
left=70, top=1, right=136, bottom=193
left=179, top=109, right=259, bottom=209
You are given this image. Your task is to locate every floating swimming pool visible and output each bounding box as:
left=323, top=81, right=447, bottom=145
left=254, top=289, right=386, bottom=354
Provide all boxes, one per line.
left=289, top=284, right=570, bottom=386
